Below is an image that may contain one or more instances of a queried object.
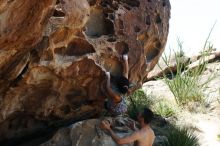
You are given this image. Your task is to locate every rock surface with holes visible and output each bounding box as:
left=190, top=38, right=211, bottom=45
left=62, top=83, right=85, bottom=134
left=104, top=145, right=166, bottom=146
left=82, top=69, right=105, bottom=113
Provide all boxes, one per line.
left=0, top=0, right=170, bottom=143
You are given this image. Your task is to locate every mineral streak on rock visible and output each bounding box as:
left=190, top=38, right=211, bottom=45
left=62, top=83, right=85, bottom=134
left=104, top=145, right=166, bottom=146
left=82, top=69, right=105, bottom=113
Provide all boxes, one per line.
left=0, top=0, right=170, bottom=142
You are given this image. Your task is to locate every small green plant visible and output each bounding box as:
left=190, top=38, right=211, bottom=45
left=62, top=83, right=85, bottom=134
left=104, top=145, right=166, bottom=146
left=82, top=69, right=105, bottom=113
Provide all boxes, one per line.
left=159, top=23, right=217, bottom=106
left=160, top=36, right=216, bottom=106
left=127, top=89, right=153, bottom=119
left=153, top=100, right=175, bottom=118
left=165, top=126, right=199, bottom=146
left=161, top=46, right=204, bottom=105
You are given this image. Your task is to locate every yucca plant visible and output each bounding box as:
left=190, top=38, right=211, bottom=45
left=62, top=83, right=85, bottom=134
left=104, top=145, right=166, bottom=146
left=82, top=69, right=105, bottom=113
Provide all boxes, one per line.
left=165, top=126, right=199, bottom=146
left=161, top=44, right=205, bottom=105
left=160, top=24, right=217, bottom=106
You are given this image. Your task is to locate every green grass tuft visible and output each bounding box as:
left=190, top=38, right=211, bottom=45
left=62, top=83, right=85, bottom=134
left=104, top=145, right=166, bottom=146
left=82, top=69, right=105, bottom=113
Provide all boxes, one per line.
left=160, top=24, right=217, bottom=107
left=160, top=39, right=216, bottom=106
left=153, top=99, right=176, bottom=118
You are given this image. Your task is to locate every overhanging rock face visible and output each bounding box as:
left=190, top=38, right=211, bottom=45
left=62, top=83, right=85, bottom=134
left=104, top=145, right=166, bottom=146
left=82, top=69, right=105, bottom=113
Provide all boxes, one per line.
left=0, top=0, right=170, bottom=142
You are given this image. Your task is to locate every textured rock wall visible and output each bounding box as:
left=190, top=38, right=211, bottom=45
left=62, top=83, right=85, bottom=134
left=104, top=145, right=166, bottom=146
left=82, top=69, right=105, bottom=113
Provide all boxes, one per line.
left=0, top=0, right=170, bottom=142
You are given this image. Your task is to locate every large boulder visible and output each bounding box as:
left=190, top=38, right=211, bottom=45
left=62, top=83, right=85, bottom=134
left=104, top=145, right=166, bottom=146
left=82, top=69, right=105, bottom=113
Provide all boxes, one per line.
left=41, top=117, right=169, bottom=146
left=0, top=0, right=170, bottom=142
left=41, top=117, right=134, bottom=146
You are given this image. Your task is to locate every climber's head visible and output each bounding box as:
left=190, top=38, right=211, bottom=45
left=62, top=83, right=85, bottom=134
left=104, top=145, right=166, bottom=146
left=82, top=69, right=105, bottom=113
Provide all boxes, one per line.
left=137, top=107, right=154, bottom=124
left=115, top=76, right=129, bottom=94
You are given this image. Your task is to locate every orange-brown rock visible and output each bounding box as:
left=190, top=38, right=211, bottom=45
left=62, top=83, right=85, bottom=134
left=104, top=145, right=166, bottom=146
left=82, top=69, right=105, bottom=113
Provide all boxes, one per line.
left=0, top=0, right=170, bottom=143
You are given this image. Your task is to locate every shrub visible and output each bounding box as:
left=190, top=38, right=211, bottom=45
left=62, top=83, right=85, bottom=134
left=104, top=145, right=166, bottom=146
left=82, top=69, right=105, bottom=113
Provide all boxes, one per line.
left=126, top=89, right=153, bottom=119
left=153, top=100, right=175, bottom=118
left=160, top=39, right=216, bottom=106
left=165, top=126, right=199, bottom=146
left=160, top=23, right=217, bottom=106
left=164, top=73, right=204, bottom=105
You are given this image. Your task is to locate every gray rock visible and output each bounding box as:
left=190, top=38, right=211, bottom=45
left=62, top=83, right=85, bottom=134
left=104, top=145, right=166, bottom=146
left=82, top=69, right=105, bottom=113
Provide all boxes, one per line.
left=41, top=117, right=165, bottom=146
left=153, top=136, right=169, bottom=146
left=41, top=117, right=135, bottom=146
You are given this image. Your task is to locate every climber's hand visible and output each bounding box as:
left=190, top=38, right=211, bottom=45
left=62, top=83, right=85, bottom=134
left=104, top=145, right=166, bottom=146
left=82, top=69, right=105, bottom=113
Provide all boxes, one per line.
left=123, top=54, right=128, bottom=61
left=100, top=120, right=111, bottom=130
left=128, top=121, right=137, bottom=131
left=105, top=71, right=110, bottom=78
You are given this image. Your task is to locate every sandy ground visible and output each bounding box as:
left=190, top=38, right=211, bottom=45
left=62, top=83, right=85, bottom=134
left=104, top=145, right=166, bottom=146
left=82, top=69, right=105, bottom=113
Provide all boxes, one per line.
left=196, top=104, right=220, bottom=146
